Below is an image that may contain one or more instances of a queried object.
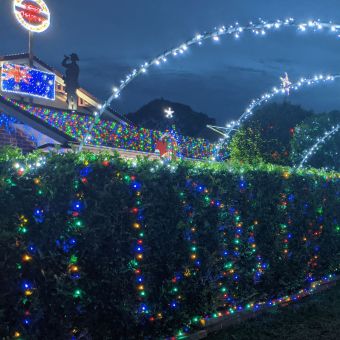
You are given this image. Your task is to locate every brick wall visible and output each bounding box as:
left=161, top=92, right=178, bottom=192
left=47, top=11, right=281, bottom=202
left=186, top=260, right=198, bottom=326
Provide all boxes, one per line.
left=0, top=125, right=36, bottom=153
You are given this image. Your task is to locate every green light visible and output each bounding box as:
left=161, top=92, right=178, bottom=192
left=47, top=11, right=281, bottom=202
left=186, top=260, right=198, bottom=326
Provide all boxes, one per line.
left=224, top=262, right=233, bottom=269
left=70, top=255, right=78, bottom=264
left=317, top=207, right=323, bottom=214
left=73, top=289, right=83, bottom=298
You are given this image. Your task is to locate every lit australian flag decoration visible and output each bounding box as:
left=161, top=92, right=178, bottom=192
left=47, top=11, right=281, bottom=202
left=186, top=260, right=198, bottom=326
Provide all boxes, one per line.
left=1, top=63, right=55, bottom=100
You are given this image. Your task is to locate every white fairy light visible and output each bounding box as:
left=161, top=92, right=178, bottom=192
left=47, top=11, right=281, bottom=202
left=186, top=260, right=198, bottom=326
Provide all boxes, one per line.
left=297, top=124, right=340, bottom=169
left=209, top=73, right=340, bottom=155
left=78, top=18, right=340, bottom=151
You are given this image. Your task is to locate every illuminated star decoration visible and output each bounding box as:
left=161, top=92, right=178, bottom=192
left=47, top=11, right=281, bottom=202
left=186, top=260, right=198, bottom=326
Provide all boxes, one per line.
left=164, top=107, right=175, bottom=119
left=280, top=72, right=292, bottom=95
left=2, top=64, right=32, bottom=84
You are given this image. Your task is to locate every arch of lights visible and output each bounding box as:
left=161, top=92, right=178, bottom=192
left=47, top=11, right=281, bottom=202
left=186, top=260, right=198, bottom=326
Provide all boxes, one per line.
left=79, top=18, right=340, bottom=151
left=210, top=73, right=340, bottom=148
left=297, top=124, right=340, bottom=169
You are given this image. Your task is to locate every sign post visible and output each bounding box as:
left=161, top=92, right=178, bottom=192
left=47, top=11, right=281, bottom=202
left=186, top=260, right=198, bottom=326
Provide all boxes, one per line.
left=29, top=31, right=33, bottom=67
left=13, top=0, right=51, bottom=102
left=13, top=0, right=50, bottom=63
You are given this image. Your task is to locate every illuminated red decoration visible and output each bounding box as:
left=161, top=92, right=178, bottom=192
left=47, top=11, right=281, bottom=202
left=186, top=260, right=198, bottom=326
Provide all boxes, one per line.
left=2, top=64, right=32, bottom=84
left=13, top=0, right=50, bottom=33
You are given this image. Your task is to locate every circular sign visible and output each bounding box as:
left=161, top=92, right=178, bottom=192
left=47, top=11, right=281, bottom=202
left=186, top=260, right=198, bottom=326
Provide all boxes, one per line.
left=13, top=0, right=50, bottom=33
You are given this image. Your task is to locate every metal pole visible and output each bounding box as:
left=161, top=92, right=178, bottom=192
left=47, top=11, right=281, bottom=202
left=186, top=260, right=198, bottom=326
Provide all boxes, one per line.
left=29, top=31, right=33, bottom=66
left=28, top=31, right=33, bottom=103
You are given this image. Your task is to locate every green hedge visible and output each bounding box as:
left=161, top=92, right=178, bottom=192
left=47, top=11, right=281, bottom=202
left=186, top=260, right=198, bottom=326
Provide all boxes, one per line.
left=0, top=151, right=339, bottom=339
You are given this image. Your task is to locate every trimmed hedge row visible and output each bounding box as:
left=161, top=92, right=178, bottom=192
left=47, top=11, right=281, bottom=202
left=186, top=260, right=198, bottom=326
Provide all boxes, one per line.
left=0, top=151, right=339, bottom=339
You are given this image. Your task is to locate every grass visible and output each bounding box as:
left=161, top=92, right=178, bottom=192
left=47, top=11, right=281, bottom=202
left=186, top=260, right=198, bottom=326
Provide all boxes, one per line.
left=210, top=282, right=340, bottom=340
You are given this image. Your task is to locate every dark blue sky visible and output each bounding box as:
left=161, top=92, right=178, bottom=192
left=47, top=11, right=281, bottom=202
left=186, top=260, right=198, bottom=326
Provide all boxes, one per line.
left=1, top=0, right=340, bottom=123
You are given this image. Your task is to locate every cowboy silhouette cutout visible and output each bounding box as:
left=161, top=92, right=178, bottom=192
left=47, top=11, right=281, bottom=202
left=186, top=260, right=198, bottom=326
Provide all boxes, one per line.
left=62, top=53, right=80, bottom=111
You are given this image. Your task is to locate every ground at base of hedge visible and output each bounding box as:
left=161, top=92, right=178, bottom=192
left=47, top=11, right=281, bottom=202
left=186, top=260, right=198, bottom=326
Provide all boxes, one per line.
left=209, top=282, right=340, bottom=340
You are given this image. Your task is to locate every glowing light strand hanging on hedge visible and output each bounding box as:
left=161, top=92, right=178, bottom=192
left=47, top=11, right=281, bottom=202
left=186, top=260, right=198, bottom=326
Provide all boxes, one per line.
left=125, top=173, right=149, bottom=314
left=297, top=124, right=340, bottom=169
left=65, top=165, right=90, bottom=339
left=11, top=160, right=46, bottom=338
left=79, top=18, right=340, bottom=151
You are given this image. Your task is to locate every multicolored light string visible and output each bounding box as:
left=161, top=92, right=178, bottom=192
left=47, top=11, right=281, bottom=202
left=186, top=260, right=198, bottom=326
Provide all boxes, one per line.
left=124, top=172, right=149, bottom=315
left=11, top=159, right=46, bottom=339
left=1, top=96, right=214, bottom=160
left=278, top=191, right=292, bottom=257
left=305, top=203, right=325, bottom=285
left=60, top=164, right=90, bottom=339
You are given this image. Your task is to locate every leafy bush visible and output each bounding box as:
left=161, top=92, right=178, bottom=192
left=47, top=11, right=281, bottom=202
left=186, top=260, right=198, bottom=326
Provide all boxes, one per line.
left=0, top=151, right=339, bottom=339
left=291, top=111, right=340, bottom=170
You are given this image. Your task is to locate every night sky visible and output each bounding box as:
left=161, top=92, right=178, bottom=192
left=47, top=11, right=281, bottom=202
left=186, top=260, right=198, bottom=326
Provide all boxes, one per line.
left=1, top=0, right=340, bottom=123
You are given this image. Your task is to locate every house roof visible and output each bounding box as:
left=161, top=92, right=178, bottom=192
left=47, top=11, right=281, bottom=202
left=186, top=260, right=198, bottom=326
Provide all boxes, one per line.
left=0, top=94, right=215, bottom=160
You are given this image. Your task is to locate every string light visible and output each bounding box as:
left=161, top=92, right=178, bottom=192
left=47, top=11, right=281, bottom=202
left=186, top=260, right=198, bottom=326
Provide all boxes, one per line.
left=297, top=124, right=340, bottom=169
left=210, top=73, right=340, bottom=154
left=78, top=18, right=340, bottom=150
left=125, top=173, right=149, bottom=314
left=2, top=153, right=339, bottom=339
left=3, top=97, right=214, bottom=160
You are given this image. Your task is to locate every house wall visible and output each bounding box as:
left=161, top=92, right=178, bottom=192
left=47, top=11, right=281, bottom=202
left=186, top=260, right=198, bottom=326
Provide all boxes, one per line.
left=0, top=125, right=36, bottom=153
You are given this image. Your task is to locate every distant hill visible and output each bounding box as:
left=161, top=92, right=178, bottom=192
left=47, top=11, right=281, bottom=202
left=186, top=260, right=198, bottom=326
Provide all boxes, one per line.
left=126, top=99, right=218, bottom=141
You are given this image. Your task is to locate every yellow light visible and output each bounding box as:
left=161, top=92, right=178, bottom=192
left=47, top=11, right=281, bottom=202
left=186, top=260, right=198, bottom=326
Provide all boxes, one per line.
left=69, top=265, right=79, bottom=272
left=22, top=254, right=32, bottom=262
left=14, top=331, right=21, bottom=338
left=283, top=171, right=290, bottom=179
left=25, top=289, right=33, bottom=296
left=133, top=223, right=141, bottom=229
left=191, top=254, right=197, bottom=260
left=138, top=285, right=144, bottom=291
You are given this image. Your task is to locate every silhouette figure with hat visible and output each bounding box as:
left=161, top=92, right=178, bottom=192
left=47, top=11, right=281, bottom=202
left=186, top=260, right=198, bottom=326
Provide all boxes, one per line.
left=62, top=53, right=80, bottom=111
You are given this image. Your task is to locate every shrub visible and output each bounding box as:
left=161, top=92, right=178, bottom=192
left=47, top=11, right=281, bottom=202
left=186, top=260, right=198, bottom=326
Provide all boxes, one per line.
left=0, top=151, right=339, bottom=339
